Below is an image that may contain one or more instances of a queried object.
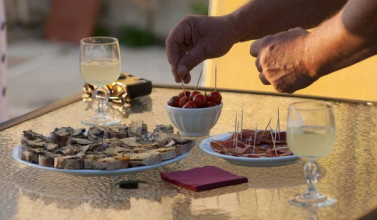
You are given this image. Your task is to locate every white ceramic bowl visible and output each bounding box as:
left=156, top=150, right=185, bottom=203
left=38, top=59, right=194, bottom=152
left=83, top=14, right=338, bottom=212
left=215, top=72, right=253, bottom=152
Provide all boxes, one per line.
left=165, top=103, right=223, bottom=137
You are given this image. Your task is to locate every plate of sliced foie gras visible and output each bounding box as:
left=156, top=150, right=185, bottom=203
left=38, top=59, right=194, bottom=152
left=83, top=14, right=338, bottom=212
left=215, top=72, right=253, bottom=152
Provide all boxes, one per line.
left=12, top=121, right=196, bottom=176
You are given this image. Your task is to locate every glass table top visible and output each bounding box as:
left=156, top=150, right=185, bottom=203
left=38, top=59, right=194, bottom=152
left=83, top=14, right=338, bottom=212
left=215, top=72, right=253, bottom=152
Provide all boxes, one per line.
left=1, top=87, right=376, bottom=220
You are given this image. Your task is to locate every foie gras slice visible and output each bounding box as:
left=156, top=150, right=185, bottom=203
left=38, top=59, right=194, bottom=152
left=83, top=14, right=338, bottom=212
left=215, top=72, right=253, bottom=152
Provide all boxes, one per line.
left=150, top=147, right=177, bottom=161
left=85, top=156, right=130, bottom=171
left=129, top=152, right=162, bottom=167
left=54, top=155, right=84, bottom=169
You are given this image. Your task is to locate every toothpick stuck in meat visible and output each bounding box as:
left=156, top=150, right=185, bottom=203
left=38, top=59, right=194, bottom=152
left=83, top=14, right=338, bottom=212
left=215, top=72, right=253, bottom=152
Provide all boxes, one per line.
left=261, top=118, right=272, bottom=138
left=236, top=121, right=239, bottom=150
left=269, top=125, right=278, bottom=156
left=253, top=125, right=257, bottom=154
left=234, top=113, right=237, bottom=147
left=241, top=107, right=243, bottom=141
left=275, top=119, right=279, bottom=142
left=277, top=107, right=281, bottom=140
left=195, top=69, right=203, bottom=91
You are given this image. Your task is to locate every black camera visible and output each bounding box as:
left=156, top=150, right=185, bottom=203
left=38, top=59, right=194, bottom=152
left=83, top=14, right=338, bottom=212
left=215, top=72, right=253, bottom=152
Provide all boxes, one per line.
left=83, top=73, right=152, bottom=103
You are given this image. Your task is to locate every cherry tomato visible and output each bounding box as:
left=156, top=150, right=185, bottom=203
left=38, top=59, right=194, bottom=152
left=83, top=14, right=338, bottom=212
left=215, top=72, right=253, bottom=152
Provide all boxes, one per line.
left=190, top=90, right=201, bottom=99
left=178, top=91, right=191, bottom=99
left=179, top=97, right=190, bottom=108
left=205, top=102, right=217, bottom=107
left=192, top=94, right=206, bottom=108
left=183, top=101, right=197, bottom=108
left=168, top=96, right=180, bottom=107
left=208, top=91, right=222, bottom=105
left=206, top=94, right=213, bottom=103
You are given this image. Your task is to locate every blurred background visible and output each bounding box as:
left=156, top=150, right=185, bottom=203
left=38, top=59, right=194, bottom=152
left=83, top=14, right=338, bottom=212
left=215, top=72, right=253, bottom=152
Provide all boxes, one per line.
left=3, top=0, right=377, bottom=123
left=4, top=0, right=208, bottom=121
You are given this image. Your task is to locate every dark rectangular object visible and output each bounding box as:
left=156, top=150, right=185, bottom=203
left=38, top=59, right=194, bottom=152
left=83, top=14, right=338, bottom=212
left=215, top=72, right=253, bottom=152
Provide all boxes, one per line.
left=160, top=166, right=248, bottom=192
left=117, top=74, right=152, bottom=99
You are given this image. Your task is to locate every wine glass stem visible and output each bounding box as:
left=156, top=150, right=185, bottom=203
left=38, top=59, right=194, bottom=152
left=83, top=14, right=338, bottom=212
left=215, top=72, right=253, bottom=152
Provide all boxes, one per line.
left=97, top=99, right=106, bottom=116
left=303, top=160, right=320, bottom=197
left=93, top=86, right=109, bottom=118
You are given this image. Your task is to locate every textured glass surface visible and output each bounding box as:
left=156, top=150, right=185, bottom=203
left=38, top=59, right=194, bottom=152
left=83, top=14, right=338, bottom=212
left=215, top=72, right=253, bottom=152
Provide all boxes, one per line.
left=1, top=88, right=377, bottom=220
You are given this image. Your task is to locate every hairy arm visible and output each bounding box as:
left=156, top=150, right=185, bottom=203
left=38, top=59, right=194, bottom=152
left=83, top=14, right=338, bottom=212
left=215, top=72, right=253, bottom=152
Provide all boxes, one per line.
left=305, top=0, right=377, bottom=79
left=250, top=0, right=377, bottom=93
left=229, top=0, right=347, bottom=41
left=230, top=0, right=347, bottom=41
left=166, top=0, right=347, bottom=82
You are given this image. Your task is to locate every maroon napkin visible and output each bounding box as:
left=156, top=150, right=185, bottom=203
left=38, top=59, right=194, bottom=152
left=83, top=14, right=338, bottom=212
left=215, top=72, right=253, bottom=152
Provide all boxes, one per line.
left=160, top=166, right=248, bottom=192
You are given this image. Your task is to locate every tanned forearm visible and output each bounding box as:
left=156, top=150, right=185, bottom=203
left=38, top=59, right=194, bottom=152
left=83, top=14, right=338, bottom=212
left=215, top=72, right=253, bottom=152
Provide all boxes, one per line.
left=304, top=0, right=377, bottom=79
left=226, top=0, right=348, bottom=41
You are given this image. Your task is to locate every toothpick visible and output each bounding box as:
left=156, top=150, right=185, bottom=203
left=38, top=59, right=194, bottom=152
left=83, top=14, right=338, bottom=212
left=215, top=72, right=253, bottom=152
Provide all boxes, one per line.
left=241, top=107, right=243, bottom=141
left=269, top=125, right=277, bottom=156
left=195, top=69, right=203, bottom=91
left=277, top=107, right=281, bottom=140
left=253, top=125, right=257, bottom=154
left=180, top=77, right=187, bottom=98
left=261, top=118, right=272, bottom=138
left=215, top=66, right=217, bottom=92
left=234, top=113, right=238, bottom=147
left=275, top=120, right=278, bottom=142
left=236, top=121, right=239, bottom=150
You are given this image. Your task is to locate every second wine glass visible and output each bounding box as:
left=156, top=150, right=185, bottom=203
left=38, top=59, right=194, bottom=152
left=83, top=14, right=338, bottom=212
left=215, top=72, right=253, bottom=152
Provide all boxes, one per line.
left=80, top=37, right=121, bottom=126
left=287, top=101, right=336, bottom=207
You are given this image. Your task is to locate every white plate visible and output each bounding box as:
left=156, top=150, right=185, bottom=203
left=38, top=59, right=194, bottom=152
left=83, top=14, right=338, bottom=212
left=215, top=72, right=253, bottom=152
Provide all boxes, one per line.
left=12, top=145, right=189, bottom=177
left=199, top=132, right=299, bottom=167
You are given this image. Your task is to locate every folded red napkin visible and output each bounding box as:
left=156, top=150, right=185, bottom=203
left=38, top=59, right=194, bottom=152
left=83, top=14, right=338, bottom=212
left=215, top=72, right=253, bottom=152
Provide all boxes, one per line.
left=160, top=166, right=248, bottom=192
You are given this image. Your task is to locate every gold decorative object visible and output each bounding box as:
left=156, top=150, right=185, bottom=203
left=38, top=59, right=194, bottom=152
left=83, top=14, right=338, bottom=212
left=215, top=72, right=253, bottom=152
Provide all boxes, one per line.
left=83, top=73, right=150, bottom=104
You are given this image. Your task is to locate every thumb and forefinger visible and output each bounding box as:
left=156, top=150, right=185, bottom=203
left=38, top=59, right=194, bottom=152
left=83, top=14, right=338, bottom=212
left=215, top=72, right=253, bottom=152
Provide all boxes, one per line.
left=166, top=27, right=206, bottom=84
left=175, top=44, right=206, bottom=84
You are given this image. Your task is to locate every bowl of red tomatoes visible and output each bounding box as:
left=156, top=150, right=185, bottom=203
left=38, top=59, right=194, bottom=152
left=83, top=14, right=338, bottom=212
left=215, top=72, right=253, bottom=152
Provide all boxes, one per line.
left=165, top=90, right=223, bottom=137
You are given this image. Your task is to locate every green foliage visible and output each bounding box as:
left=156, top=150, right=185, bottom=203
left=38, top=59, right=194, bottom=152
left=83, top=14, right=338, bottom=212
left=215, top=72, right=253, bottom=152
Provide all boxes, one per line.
left=191, top=1, right=208, bottom=15
left=119, top=26, right=154, bottom=47
left=93, top=26, right=109, bottom=36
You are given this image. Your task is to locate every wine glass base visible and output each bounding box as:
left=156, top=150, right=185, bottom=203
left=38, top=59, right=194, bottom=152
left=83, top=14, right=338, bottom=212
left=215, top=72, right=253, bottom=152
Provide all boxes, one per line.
left=289, top=194, right=336, bottom=207
left=81, top=115, right=121, bottom=126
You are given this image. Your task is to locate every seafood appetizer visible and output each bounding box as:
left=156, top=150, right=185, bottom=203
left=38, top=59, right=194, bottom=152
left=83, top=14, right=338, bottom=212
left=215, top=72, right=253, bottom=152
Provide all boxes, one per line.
left=19, top=122, right=195, bottom=170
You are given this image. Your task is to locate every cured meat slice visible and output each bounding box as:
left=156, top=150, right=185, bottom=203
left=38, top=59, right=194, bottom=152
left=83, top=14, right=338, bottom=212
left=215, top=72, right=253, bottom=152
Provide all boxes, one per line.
left=210, top=130, right=292, bottom=158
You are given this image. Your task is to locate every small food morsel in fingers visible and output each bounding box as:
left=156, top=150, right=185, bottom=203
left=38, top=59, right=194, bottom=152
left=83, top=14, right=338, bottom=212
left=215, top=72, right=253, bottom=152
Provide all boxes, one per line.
left=167, top=90, right=222, bottom=109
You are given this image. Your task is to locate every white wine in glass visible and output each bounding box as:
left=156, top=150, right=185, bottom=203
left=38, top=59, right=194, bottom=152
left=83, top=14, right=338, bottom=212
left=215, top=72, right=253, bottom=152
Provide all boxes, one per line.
left=287, top=101, right=336, bottom=207
left=80, top=37, right=121, bottom=126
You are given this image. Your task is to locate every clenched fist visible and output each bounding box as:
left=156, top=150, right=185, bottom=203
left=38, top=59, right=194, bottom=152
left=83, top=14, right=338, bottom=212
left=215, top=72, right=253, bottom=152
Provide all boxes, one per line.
left=250, top=27, right=319, bottom=94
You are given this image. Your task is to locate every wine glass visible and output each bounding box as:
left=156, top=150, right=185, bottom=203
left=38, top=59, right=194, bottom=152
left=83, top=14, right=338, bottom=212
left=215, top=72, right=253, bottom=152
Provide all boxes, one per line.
left=80, top=37, right=121, bottom=126
left=287, top=101, right=336, bottom=207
